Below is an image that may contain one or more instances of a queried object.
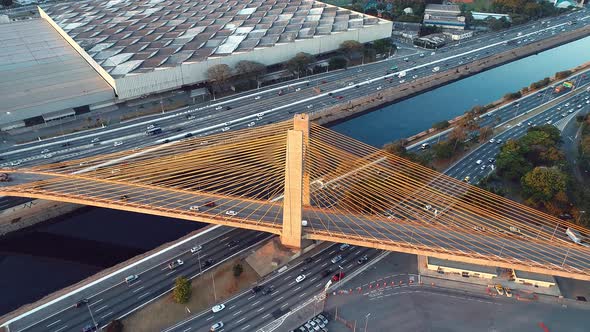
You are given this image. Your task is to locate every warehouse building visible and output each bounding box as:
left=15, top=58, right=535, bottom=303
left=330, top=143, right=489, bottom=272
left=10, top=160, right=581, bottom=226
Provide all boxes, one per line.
left=423, top=4, right=466, bottom=30
left=426, top=256, right=498, bottom=279
left=0, top=0, right=391, bottom=128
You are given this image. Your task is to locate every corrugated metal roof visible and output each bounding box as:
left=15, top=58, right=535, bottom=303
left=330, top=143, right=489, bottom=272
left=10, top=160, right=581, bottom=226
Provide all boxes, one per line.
left=0, top=19, right=114, bottom=125
left=42, top=0, right=387, bottom=78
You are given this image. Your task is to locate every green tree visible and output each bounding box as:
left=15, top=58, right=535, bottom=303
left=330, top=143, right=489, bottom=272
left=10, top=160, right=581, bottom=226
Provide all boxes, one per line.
left=372, top=38, right=392, bottom=54
left=521, top=167, right=567, bottom=203
left=383, top=140, right=408, bottom=156
left=233, top=263, right=244, bottom=277
left=339, top=40, right=364, bottom=59
left=555, top=70, right=572, bottom=80
left=1, top=0, right=13, bottom=7
left=432, top=120, right=450, bottom=130
left=285, top=52, right=315, bottom=78
left=432, top=141, right=454, bottom=160
left=329, top=56, right=348, bottom=70
left=173, top=276, right=192, bottom=304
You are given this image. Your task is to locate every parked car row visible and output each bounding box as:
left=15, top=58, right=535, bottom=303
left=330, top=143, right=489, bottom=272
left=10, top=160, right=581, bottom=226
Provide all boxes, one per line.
left=291, top=313, right=330, bottom=332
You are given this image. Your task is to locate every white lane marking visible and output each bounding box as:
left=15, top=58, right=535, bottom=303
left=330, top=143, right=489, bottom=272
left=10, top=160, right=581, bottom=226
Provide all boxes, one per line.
left=247, top=295, right=255, bottom=301
left=281, top=303, right=289, bottom=308
left=256, top=307, right=265, bottom=312
left=237, top=317, right=247, bottom=324
left=166, top=270, right=177, bottom=276
left=321, top=262, right=328, bottom=267
left=283, top=276, right=291, bottom=281
left=275, top=296, right=284, bottom=302
left=138, top=292, right=150, bottom=300
left=183, top=328, right=192, bottom=332
left=252, top=300, right=260, bottom=306
left=53, top=325, right=68, bottom=332
left=95, top=305, right=108, bottom=313
left=241, top=324, right=250, bottom=331
left=294, top=286, right=301, bottom=291
left=288, top=281, right=295, bottom=286
left=232, top=310, right=242, bottom=317
left=88, top=298, right=103, bottom=307
left=262, top=314, right=270, bottom=319
left=206, top=316, right=214, bottom=321
left=46, top=320, right=61, bottom=328
left=100, top=311, right=113, bottom=319
left=299, top=292, right=308, bottom=298
left=229, top=305, right=236, bottom=310
left=132, top=286, right=144, bottom=293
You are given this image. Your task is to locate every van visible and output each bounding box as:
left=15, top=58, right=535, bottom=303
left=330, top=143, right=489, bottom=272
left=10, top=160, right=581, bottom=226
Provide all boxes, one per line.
left=420, top=143, right=430, bottom=150
left=125, top=275, right=138, bottom=284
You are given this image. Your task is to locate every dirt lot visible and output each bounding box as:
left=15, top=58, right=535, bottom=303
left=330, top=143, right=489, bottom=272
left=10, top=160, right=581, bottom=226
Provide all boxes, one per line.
left=121, top=257, right=259, bottom=332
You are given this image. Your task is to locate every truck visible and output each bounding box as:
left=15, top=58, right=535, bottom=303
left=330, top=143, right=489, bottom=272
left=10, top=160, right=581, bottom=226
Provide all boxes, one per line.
left=566, top=227, right=582, bottom=244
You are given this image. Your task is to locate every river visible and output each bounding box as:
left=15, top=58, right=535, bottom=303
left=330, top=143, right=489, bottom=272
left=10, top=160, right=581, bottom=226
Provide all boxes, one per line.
left=1, top=35, right=589, bottom=315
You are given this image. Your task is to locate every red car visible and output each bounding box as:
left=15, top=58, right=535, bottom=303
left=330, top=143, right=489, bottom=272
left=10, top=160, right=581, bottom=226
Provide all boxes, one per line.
left=203, top=201, right=216, bottom=207
left=332, top=272, right=345, bottom=281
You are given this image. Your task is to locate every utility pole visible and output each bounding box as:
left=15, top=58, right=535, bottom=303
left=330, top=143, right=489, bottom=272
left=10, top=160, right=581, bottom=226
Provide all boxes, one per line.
left=364, top=313, right=371, bottom=331
left=86, top=302, right=98, bottom=328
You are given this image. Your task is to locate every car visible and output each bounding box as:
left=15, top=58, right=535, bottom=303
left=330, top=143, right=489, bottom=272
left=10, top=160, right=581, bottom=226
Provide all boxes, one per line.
left=262, top=285, right=275, bottom=295
left=321, top=268, right=335, bottom=277
left=331, top=255, right=343, bottom=264
left=309, top=320, right=320, bottom=331
left=113, top=141, right=123, bottom=147
left=307, top=104, right=313, bottom=109
left=576, top=296, right=587, bottom=302
left=496, top=139, right=502, bottom=144
left=463, top=176, right=470, bottom=183
left=190, top=245, right=202, bottom=253
left=302, top=219, right=309, bottom=227
left=256, top=113, right=264, bottom=118
left=189, top=205, right=200, bottom=211
left=480, top=164, right=486, bottom=170
left=412, top=75, right=418, bottom=79
left=61, top=142, right=71, bottom=147
left=203, top=259, right=214, bottom=268
left=226, top=240, right=239, bottom=247
left=419, top=53, right=425, bottom=57
left=516, top=122, right=522, bottom=127
left=304, top=257, right=313, bottom=264
left=225, top=210, right=238, bottom=216
left=248, top=122, right=256, bottom=127
left=254, top=95, right=261, bottom=100
left=41, top=148, right=50, bottom=154
left=527, top=122, right=533, bottom=126
left=476, top=160, right=483, bottom=165
left=332, top=272, right=345, bottom=281
left=184, top=132, right=194, bottom=138
left=82, top=324, right=98, bottom=332
left=251, top=285, right=263, bottom=294
left=317, top=313, right=329, bottom=325
left=488, top=158, right=495, bottom=163
left=296, top=274, right=306, bottom=283
left=204, top=201, right=216, bottom=207
left=578, top=104, right=583, bottom=108
left=565, top=103, right=570, bottom=107
left=403, top=57, right=409, bottom=61
left=399, top=79, right=405, bottom=83
left=489, top=138, right=495, bottom=143
left=74, top=298, right=89, bottom=308
left=212, top=304, right=225, bottom=313
left=91, top=137, right=100, bottom=143
left=339, top=243, right=350, bottom=251
left=215, top=106, right=223, bottom=110
left=210, top=321, right=224, bottom=331
left=186, top=114, right=196, bottom=120
left=546, top=120, right=552, bottom=125
left=120, top=195, right=129, bottom=201
left=420, top=143, right=430, bottom=150
left=125, top=275, right=138, bottom=284
left=225, top=106, right=232, bottom=110
left=168, top=259, right=184, bottom=269
left=221, top=127, right=230, bottom=132
left=314, top=317, right=326, bottom=328
left=494, top=284, right=504, bottom=295
left=376, top=86, right=382, bottom=91
left=357, top=255, right=368, bottom=264
left=505, top=287, right=513, bottom=297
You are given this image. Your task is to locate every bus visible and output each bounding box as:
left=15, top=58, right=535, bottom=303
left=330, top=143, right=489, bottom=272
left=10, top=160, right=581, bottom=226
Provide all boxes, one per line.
left=145, top=127, right=162, bottom=136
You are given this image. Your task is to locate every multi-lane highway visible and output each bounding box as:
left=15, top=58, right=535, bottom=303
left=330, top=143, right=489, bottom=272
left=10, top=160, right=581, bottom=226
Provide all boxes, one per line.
left=3, top=228, right=272, bottom=332
left=163, top=244, right=383, bottom=332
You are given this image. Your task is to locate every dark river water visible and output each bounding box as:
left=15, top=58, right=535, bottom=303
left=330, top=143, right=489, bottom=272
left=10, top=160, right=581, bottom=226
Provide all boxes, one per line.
left=1, top=35, right=589, bottom=315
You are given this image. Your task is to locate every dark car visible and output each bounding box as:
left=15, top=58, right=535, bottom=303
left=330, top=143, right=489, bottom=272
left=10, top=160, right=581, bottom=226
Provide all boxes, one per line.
left=576, top=296, right=587, bottom=302
left=251, top=285, right=263, bottom=294
left=226, top=240, right=239, bottom=247
left=303, top=257, right=313, bottom=264
left=82, top=323, right=98, bottom=332
left=61, top=142, right=71, bottom=147
left=74, top=298, right=89, bottom=308
left=357, top=255, right=368, bottom=265
left=120, top=195, right=129, bottom=201
left=184, top=133, right=193, bottom=138
left=321, top=268, right=334, bottom=278
left=225, top=106, right=232, bottom=110
left=203, top=259, right=214, bottom=268
left=262, top=285, right=274, bottom=295
left=204, top=201, right=216, bottom=207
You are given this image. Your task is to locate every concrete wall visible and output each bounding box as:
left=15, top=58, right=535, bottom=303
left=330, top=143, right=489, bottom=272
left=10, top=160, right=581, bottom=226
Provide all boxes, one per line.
left=426, top=262, right=497, bottom=279
left=114, top=21, right=393, bottom=100
left=0, top=199, right=81, bottom=235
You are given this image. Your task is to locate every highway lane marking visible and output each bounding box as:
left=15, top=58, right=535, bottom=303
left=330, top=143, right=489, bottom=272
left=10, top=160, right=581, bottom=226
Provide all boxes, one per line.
left=219, top=236, right=229, bottom=242
left=275, top=296, right=284, bottom=302
left=241, top=324, right=250, bottom=331
left=315, top=283, right=322, bottom=288
left=321, top=262, right=328, bottom=267
left=237, top=317, right=247, bottom=324
left=329, top=250, right=335, bottom=255
left=247, top=295, right=255, bottom=301
left=166, top=270, right=177, bottom=276
left=95, top=305, right=108, bottom=313
left=53, top=325, right=69, bottom=332
left=183, top=328, right=192, bottom=332
left=256, top=307, right=265, bottom=312
left=294, top=286, right=301, bottom=291
left=288, top=281, right=295, bottom=286
left=281, top=302, right=289, bottom=308
left=262, top=314, right=270, bottom=319
left=88, top=298, right=103, bottom=307
left=299, top=292, right=307, bottom=298
left=229, top=304, right=236, bottom=310
left=46, top=320, right=61, bottom=327
left=310, top=277, right=317, bottom=282
left=283, top=276, right=291, bottom=281
left=252, top=300, right=260, bottom=306
left=206, top=316, right=214, bottom=321
left=232, top=310, right=243, bottom=317
left=132, top=286, right=145, bottom=293
left=100, top=311, right=113, bottom=319
left=138, top=292, right=151, bottom=300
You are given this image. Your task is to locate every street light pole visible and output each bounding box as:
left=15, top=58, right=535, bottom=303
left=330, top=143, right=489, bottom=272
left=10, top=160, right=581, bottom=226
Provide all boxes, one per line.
left=86, top=303, right=98, bottom=328
left=364, top=313, right=371, bottom=332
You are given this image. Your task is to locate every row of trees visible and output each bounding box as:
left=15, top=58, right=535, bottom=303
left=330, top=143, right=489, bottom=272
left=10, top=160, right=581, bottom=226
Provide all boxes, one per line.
left=206, top=61, right=267, bottom=96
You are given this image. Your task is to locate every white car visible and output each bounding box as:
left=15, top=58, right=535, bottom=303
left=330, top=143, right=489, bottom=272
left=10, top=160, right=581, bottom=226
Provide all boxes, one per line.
left=412, top=75, right=418, bottom=79
left=190, top=245, right=202, bottom=253
left=565, top=103, right=570, bottom=107
left=225, top=210, right=238, bottom=216
left=168, top=259, right=184, bottom=269
left=562, top=113, right=567, bottom=117
left=254, top=96, right=261, bottom=100
left=295, top=87, right=301, bottom=92
left=215, top=106, right=223, bottom=110
left=399, top=79, right=405, bottom=83
left=476, top=160, right=483, bottom=165
left=212, top=304, right=225, bottom=313
left=376, top=86, right=382, bottom=91
left=41, top=149, right=50, bottom=154
left=489, top=138, right=495, bottom=143
left=221, top=127, right=230, bottom=132
left=113, top=141, right=123, bottom=147
left=296, top=274, right=306, bottom=283
left=189, top=205, right=200, bottom=211
left=256, top=113, right=264, bottom=118
left=480, top=164, right=487, bottom=170
left=307, top=104, right=313, bottom=109
left=516, top=122, right=522, bottom=127
left=91, top=138, right=100, bottom=143
left=247, top=122, right=256, bottom=127
left=210, top=322, right=224, bottom=331
left=578, top=104, right=583, bottom=108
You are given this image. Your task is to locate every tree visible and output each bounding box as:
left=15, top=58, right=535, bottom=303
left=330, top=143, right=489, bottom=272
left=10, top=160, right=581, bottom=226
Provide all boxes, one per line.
left=478, top=126, right=493, bottom=142
left=555, top=70, right=572, bottom=80
left=432, top=141, right=454, bottom=160
left=521, top=167, right=567, bottom=203
left=383, top=140, right=408, bottom=156
left=285, top=52, right=315, bottom=78
left=372, top=38, right=392, bottom=54
left=329, top=56, right=348, bottom=70
left=234, top=61, right=267, bottom=88
left=173, top=276, right=192, bottom=304
left=1, top=0, right=13, bottom=7
left=207, top=64, right=232, bottom=95
left=339, top=40, right=364, bottom=59
left=233, top=263, right=244, bottom=277
left=432, top=120, right=450, bottom=130
left=105, top=320, right=123, bottom=332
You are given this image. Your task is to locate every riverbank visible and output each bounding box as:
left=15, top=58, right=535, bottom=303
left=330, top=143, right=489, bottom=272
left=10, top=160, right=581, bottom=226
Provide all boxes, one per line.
left=312, top=23, right=590, bottom=128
